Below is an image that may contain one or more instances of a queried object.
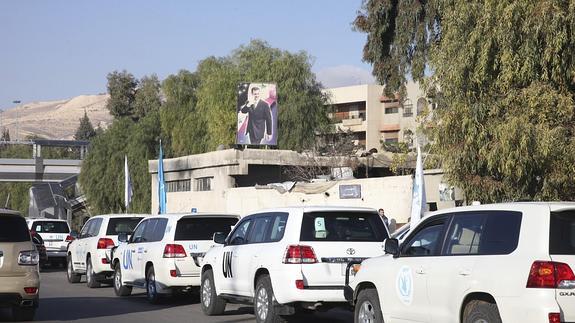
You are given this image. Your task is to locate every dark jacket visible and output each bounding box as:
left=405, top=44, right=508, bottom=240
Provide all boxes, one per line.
left=241, top=99, right=272, bottom=144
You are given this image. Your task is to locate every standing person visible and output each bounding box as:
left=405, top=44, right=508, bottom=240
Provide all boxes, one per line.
left=240, top=86, right=273, bottom=144
left=378, top=208, right=389, bottom=227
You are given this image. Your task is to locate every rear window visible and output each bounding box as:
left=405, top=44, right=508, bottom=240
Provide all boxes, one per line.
left=550, top=211, right=575, bottom=255
left=32, top=221, right=69, bottom=233
left=175, top=217, right=239, bottom=241
left=300, top=211, right=388, bottom=242
left=0, top=216, right=30, bottom=242
left=106, top=217, right=143, bottom=236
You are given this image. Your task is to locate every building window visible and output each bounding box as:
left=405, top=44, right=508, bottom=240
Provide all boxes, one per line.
left=385, top=107, right=398, bottom=114
left=166, top=179, right=191, bottom=193
left=403, top=99, right=414, bottom=117
left=195, top=177, right=213, bottom=191
left=384, top=138, right=399, bottom=143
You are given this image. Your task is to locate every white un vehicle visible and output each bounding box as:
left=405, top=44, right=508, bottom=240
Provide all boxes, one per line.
left=66, top=214, right=146, bottom=287
left=26, top=218, right=72, bottom=266
left=200, top=206, right=389, bottom=323
left=345, top=202, right=575, bottom=323
left=111, top=213, right=239, bottom=303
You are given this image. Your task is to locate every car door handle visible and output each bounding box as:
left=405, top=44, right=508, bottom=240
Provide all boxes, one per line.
left=458, top=269, right=472, bottom=276
left=415, top=267, right=426, bottom=275
left=144, top=250, right=147, bottom=253
left=131, top=250, right=136, bottom=253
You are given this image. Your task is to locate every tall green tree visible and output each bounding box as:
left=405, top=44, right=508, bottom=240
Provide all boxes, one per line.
left=74, top=111, right=97, bottom=140
left=194, top=39, right=330, bottom=152
left=106, top=70, right=138, bottom=118
left=134, top=74, right=162, bottom=120
left=355, top=0, right=575, bottom=202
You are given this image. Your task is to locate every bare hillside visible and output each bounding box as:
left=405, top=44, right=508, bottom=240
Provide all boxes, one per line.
left=1, top=94, right=113, bottom=140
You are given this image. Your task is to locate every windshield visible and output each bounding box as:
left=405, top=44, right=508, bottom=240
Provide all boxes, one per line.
left=175, top=217, right=238, bottom=241
left=300, top=211, right=388, bottom=242
left=32, top=221, right=70, bottom=233
left=0, top=216, right=30, bottom=242
left=106, top=217, right=143, bottom=235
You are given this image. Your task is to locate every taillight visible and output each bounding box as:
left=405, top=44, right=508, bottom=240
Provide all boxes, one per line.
left=170, top=269, right=177, bottom=277
left=163, top=244, right=187, bottom=258
left=97, top=238, right=115, bottom=249
left=23, top=287, right=38, bottom=294
left=295, top=279, right=305, bottom=289
left=283, top=245, right=317, bottom=264
left=548, top=313, right=561, bottom=323
left=65, top=235, right=75, bottom=242
left=527, top=261, right=575, bottom=289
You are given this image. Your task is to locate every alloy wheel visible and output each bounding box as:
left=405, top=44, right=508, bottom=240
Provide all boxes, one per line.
left=202, top=279, right=212, bottom=308
left=255, top=286, right=269, bottom=321
left=358, top=300, right=376, bottom=323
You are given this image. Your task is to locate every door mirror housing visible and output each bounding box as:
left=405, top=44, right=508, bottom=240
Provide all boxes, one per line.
left=118, top=232, right=129, bottom=243
left=384, top=238, right=400, bottom=258
left=213, top=232, right=227, bottom=245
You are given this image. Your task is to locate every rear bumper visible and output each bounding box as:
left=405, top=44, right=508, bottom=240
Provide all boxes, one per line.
left=155, top=268, right=201, bottom=293
left=0, top=293, right=39, bottom=308
left=46, top=250, right=67, bottom=258
left=270, top=268, right=347, bottom=304
left=92, top=249, right=114, bottom=275
left=0, top=272, right=40, bottom=307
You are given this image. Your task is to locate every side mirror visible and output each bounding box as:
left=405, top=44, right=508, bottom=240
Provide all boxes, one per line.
left=70, top=230, right=79, bottom=239
left=384, top=238, right=400, bottom=258
left=118, top=232, right=129, bottom=243
left=213, top=232, right=227, bottom=244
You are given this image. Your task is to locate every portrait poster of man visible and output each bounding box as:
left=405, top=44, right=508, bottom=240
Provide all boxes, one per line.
left=236, top=82, right=278, bottom=146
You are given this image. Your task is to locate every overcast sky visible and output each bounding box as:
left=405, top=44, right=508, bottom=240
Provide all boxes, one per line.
left=0, top=0, right=375, bottom=109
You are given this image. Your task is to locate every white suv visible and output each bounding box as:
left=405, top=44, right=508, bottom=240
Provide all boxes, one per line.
left=66, top=214, right=146, bottom=288
left=111, top=213, right=239, bottom=303
left=345, top=202, right=575, bottom=323
left=200, top=206, right=389, bottom=323
left=26, top=218, right=72, bottom=266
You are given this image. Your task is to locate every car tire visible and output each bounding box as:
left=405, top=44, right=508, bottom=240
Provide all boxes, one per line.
left=86, top=257, right=101, bottom=288
left=146, top=266, right=160, bottom=304
left=12, top=306, right=36, bottom=321
left=355, top=288, right=384, bottom=323
left=113, top=263, right=132, bottom=297
left=463, top=300, right=502, bottom=323
left=67, top=256, right=81, bottom=283
left=254, top=274, right=286, bottom=323
left=200, top=269, right=226, bottom=316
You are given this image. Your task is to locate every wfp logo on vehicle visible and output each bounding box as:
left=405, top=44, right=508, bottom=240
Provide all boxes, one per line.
left=395, top=266, right=413, bottom=305
left=122, top=250, right=133, bottom=270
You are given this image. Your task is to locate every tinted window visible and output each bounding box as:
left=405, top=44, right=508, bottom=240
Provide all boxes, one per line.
left=80, top=220, right=92, bottom=237
left=300, top=211, right=388, bottom=242
left=87, top=218, right=102, bottom=237
left=246, top=217, right=271, bottom=244
left=550, top=211, right=575, bottom=255
left=268, top=213, right=288, bottom=242
left=143, top=218, right=168, bottom=242
left=228, top=219, right=252, bottom=245
left=478, top=211, right=521, bottom=255
left=131, top=220, right=148, bottom=243
left=402, top=221, right=446, bottom=256
left=175, top=217, right=239, bottom=241
left=32, top=221, right=69, bottom=233
left=0, top=216, right=30, bottom=242
left=444, top=214, right=484, bottom=255
left=106, top=217, right=143, bottom=236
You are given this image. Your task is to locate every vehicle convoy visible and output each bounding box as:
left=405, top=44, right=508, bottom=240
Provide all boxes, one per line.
left=26, top=218, right=72, bottom=266
left=0, top=209, right=40, bottom=321
left=200, top=206, right=389, bottom=323
left=344, top=202, right=575, bottom=323
left=112, top=213, right=239, bottom=303
left=66, top=214, right=147, bottom=287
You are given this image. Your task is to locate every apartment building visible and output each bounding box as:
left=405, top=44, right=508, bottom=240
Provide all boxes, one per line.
left=323, top=82, right=429, bottom=151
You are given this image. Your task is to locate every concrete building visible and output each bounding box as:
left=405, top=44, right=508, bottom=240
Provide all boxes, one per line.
left=149, top=149, right=463, bottom=224
left=323, top=82, right=429, bottom=151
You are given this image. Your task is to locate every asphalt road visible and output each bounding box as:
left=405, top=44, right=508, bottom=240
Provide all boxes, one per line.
left=0, top=267, right=354, bottom=323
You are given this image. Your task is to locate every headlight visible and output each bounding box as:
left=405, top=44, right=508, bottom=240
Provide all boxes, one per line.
left=18, top=250, right=39, bottom=266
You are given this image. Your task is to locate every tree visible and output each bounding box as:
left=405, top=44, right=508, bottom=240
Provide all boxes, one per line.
left=134, top=74, right=162, bottom=120
left=354, top=0, right=575, bottom=202
left=106, top=70, right=138, bottom=118
left=74, top=111, right=97, bottom=140
left=192, top=40, right=330, bottom=152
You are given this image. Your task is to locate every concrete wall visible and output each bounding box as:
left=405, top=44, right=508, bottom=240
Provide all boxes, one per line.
left=154, top=169, right=462, bottom=224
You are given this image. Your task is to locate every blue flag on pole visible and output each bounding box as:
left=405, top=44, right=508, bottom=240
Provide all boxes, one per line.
left=158, top=140, right=167, bottom=214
